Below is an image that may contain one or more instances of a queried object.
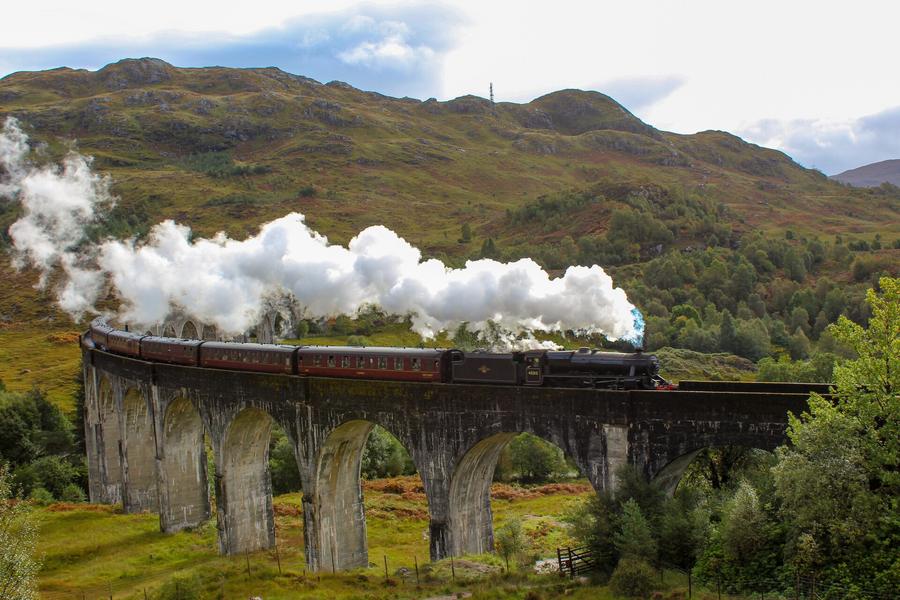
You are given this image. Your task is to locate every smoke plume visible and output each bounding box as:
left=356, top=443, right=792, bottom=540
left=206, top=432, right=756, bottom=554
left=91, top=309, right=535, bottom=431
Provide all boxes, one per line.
left=0, top=117, right=111, bottom=315
left=1, top=118, right=645, bottom=346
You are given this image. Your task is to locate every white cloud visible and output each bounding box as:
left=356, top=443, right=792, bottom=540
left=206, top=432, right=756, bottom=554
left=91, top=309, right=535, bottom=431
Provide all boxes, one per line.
left=740, top=106, right=900, bottom=174
left=339, top=36, right=433, bottom=68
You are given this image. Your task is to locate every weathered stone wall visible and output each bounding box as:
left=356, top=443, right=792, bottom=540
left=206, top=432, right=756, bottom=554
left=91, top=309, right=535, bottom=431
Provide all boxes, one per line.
left=84, top=347, right=809, bottom=571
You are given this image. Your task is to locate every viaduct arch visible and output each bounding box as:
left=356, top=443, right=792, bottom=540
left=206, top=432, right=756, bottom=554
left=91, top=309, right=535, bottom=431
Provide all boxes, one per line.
left=82, top=344, right=814, bottom=572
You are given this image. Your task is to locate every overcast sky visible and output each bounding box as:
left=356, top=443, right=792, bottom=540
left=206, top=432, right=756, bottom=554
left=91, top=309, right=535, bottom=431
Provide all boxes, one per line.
left=2, top=0, right=897, bottom=175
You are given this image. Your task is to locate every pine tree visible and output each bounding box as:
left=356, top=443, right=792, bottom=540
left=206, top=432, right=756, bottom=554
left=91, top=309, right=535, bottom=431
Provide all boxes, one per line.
left=719, top=310, right=736, bottom=353
left=614, top=499, right=657, bottom=563
left=788, top=327, right=811, bottom=360
left=459, top=223, right=472, bottom=243
left=480, top=237, right=497, bottom=259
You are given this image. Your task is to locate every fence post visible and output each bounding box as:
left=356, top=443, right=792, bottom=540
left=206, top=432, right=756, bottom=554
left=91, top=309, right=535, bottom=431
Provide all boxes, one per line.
left=383, top=555, right=388, bottom=582
left=450, top=555, right=455, bottom=580
left=414, top=555, right=420, bottom=585
left=568, top=547, right=574, bottom=578
left=688, top=570, right=692, bottom=599
left=274, top=540, right=282, bottom=575
left=331, top=545, right=336, bottom=574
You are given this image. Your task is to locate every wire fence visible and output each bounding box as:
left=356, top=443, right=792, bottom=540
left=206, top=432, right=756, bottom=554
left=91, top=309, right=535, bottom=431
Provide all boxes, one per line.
left=39, top=549, right=896, bottom=600
left=39, top=548, right=438, bottom=600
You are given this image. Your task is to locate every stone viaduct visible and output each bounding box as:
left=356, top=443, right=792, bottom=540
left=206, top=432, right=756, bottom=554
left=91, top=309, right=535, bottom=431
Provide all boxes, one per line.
left=82, top=344, right=818, bottom=572
left=142, top=310, right=279, bottom=343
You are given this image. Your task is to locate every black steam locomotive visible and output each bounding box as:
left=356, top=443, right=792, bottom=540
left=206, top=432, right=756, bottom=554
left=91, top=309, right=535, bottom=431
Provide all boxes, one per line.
left=87, top=319, right=670, bottom=390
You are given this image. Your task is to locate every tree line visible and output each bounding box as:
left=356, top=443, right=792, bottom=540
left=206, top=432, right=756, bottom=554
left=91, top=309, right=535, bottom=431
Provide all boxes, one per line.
left=559, top=278, right=898, bottom=598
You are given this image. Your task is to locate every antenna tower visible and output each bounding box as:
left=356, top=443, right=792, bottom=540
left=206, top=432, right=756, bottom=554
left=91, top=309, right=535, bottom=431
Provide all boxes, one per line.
left=489, top=82, right=494, bottom=105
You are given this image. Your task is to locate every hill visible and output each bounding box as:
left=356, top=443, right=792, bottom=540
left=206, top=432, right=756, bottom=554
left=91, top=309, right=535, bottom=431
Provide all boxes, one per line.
left=1, top=58, right=893, bottom=246
left=0, top=58, right=898, bottom=405
left=832, top=158, right=900, bottom=187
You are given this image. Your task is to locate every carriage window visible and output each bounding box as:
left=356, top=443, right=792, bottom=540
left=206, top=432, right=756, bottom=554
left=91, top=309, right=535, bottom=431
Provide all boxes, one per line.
left=433, top=360, right=440, bottom=371
left=378, top=357, right=387, bottom=369
left=411, top=358, right=421, bottom=371
left=341, top=356, right=350, bottom=368
left=394, top=357, right=404, bottom=370
left=313, top=355, right=321, bottom=366
left=357, top=356, right=366, bottom=368
left=327, top=355, right=335, bottom=367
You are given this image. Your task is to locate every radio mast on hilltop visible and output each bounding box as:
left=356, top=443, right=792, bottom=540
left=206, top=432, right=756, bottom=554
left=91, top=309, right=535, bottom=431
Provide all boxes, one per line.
left=489, top=82, right=494, bottom=105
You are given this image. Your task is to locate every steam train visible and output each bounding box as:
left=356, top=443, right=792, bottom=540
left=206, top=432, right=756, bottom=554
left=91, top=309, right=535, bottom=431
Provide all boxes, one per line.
left=87, top=318, right=670, bottom=390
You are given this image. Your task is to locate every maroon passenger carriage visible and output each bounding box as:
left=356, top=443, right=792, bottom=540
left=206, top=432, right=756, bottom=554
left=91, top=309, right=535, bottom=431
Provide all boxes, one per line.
left=298, top=346, right=450, bottom=382
left=200, top=342, right=297, bottom=374
left=140, top=337, right=203, bottom=365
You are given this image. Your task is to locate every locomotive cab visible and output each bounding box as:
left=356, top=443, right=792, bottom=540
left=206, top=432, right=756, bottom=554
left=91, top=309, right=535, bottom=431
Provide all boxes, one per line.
left=521, top=350, right=545, bottom=385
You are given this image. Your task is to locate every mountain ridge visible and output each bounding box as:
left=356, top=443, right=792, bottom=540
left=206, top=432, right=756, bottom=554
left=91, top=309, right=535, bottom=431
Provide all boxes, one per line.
left=1, top=57, right=894, bottom=252
left=832, top=159, right=900, bottom=187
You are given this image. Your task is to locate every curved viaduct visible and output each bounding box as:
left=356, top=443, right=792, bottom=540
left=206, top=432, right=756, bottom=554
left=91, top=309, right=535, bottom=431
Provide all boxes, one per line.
left=82, top=343, right=816, bottom=572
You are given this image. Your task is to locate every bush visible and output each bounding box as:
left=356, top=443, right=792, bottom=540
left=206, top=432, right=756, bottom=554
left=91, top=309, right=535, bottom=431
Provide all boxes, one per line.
left=609, top=557, right=656, bottom=598
left=494, top=520, right=526, bottom=571
left=361, top=427, right=414, bottom=479
left=59, top=483, right=86, bottom=503
left=28, top=486, right=54, bottom=505
left=269, top=429, right=301, bottom=495
left=508, top=433, right=567, bottom=483
left=153, top=574, right=203, bottom=600
left=13, top=455, right=80, bottom=498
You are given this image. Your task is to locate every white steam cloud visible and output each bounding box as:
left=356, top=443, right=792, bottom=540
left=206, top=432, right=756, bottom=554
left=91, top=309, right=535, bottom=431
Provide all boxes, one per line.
left=1, top=117, right=644, bottom=346
left=0, top=117, right=112, bottom=315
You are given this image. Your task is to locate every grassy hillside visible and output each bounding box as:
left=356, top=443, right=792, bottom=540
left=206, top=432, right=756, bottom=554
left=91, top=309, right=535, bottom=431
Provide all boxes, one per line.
left=0, top=58, right=898, bottom=407
left=36, top=478, right=600, bottom=599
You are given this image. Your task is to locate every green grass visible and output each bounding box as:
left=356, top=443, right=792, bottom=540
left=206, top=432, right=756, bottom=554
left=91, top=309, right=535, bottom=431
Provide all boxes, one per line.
left=0, top=328, right=81, bottom=411
left=34, top=478, right=756, bottom=599
left=655, top=347, right=758, bottom=382
left=35, top=481, right=593, bottom=599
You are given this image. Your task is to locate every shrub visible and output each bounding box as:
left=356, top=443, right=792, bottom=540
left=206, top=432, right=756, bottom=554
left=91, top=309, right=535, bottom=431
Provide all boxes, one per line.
left=153, top=574, right=203, bottom=600
left=495, top=520, right=526, bottom=572
left=13, top=455, right=80, bottom=498
left=609, top=557, right=656, bottom=598
left=508, top=433, right=567, bottom=483
left=346, top=335, right=369, bottom=347
left=28, top=486, right=54, bottom=505
left=59, top=483, right=86, bottom=503
left=269, top=429, right=301, bottom=495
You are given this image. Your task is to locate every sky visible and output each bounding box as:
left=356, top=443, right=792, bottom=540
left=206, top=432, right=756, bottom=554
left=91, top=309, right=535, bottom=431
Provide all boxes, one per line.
left=1, top=0, right=898, bottom=175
